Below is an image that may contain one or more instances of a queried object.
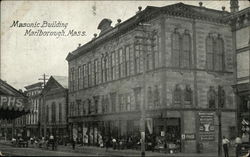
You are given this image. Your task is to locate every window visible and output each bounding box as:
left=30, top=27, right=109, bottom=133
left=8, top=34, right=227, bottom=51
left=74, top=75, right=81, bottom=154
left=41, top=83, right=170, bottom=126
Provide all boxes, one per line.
left=59, top=103, right=62, bottom=122
left=125, top=46, right=131, bottom=76
left=110, top=92, right=117, bottom=112
left=146, top=39, right=153, bottom=71
left=125, top=94, right=131, bottom=111
left=154, top=85, right=160, bottom=107
left=102, top=96, right=105, bottom=113
left=105, top=53, right=109, bottom=81
left=94, top=59, right=98, bottom=85
left=134, top=87, right=142, bottom=110
left=172, top=30, right=192, bottom=68
left=153, top=34, right=160, bottom=69
left=215, top=37, right=224, bottom=71
left=134, top=39, right=143, bottom=74
left=78, top=66, right=82, bottom=90
left=87, top=62, right=92, bottom=86
left=83, top=64, right=87, bottom=88
left=206, top=35, right=214, bottom=70
left=93, top=96, right=99, bottom=114
left=172, top=31, right=181, bottom=67
left=173, top=84, right=182, bottom=105
left=181, top=33, right=191, bottom=68
left=70, top=68, right=75, bottom=91
left=76, top=100, right=81, bottom=116
left=148, top=87, right=153, bottom=109
left=82, top=101, right=86, bottom=115
left=119, top=94, right=125, bottom=111
left=51, top=102, right=56, bottom=123
left=118, top=48, right=125, bottom=78
left=184, top=85, right=192, bottom=105
left=207, top=86, right=216, bottom=108
left=101, top=56, right=105, bottom=83
left=111, top=51, right=116, bottom=80
left=206, top=34, right=224, bottom=71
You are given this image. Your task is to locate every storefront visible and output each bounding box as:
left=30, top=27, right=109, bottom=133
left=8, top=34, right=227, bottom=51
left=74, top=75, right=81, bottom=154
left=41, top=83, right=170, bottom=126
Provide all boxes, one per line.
left=0, top=79, right=31, bottom=139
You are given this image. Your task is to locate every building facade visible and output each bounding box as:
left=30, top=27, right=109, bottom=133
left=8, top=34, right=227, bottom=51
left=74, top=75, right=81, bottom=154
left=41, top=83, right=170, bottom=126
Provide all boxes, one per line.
left=230, top=6, right=250, bottom=142
left=41, top=76, right=68, bottom=139
left=66, top=2, right=237, bottom=154
left=21, top=82, right=43, bottom=138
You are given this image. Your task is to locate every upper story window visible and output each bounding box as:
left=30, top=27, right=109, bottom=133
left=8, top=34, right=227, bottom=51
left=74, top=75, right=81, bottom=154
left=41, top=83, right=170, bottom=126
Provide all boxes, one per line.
left=207, top=86, right=216, bottom=108
left=181, top=31, right=191, bottom=68
left=218, top=85, right=225, bottom=108
left=146, top=38, right=153, bottom=71
left=153, top=33, right=160, bottom=69
left=133, top=87, right=142, bottom=110
left=94, top=59, right=98, bottom=85
left=78, top=66, right=82, bottom=90
left=118, top=48, right=125, bottom=78
left=111, top=51, right=116, bottom=80
left=171, top=29, right=192, bottom=68
left=172, top=31, right=181, bottom=67
left=154, top=85, right=160, bottom=107
left=134, top=39, right=143, bottom=74
left=125, top=46, right=131, bottom=76
left=83, top=64, right=87, bottom=88
left=110, top=92, right=116, bottom=112
left=105, top=53, right=109, bottom=81
left=70, top=67, right=75, bottom=92
left=101, top=55, right=105, bottom=83
left=51, top=102, right=56, bottom=123
left=87, top=62, right=92, bottom=87
left=206, top=34, right=225, bottom=71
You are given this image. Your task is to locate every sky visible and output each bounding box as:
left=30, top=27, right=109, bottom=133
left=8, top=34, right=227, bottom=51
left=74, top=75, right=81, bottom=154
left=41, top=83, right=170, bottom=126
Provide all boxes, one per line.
left=1, top=0, right=249, bottom=90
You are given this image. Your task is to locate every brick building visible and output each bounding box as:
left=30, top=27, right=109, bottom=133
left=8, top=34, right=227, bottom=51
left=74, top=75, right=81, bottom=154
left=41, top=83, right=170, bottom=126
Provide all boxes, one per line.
left=66, top=2, right=238, bottom=153
left=41, top=76, right=68, bottom=139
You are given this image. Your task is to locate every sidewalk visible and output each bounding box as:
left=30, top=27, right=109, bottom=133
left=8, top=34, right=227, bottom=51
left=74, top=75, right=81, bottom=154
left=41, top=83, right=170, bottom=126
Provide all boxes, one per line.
left=0, top=140, right=236, bottom=157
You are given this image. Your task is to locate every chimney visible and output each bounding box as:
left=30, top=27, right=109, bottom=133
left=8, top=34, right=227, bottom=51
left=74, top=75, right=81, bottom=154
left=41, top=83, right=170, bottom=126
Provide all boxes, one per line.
left=222, top=6, right=226, bottom=11
left=115, top=19, right=122, bottom=26
left=199, top=2, right=203, bottom=7
left=136, top=6, right=142, bottom=14
left=78, top=43, right=81, bottom=48
left=230, top=0, right=239, bottom=13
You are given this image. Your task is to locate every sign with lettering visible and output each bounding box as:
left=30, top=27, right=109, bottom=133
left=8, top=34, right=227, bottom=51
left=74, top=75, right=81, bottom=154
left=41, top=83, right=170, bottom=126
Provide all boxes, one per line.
left=199, top=112, right=215, bottom=141
left=0, top=95, right=24, bottom=109
left=184, top=133, right=196, bottom=140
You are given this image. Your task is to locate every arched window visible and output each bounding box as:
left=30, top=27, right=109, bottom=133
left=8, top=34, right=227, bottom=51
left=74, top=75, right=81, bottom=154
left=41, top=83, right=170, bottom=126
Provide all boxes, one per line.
left=172, top=31, right=181, bottom=67
left=153, top=34, right=160, bottom=69
left=206, top=34, right=224, bottom=71
left=206, top=34, right=214, bottom=70
left=215, top=36, right=224, bottom=71
left=181, top=32, right=191, bottom=68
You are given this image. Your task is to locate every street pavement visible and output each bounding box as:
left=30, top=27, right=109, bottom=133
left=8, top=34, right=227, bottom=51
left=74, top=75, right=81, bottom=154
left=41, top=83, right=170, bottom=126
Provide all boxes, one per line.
left=0, top=140, right=237, bottom=157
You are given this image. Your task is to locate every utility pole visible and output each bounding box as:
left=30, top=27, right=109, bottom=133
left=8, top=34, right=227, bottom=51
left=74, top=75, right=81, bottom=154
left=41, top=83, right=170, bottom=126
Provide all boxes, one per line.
left=38, top=74, right=49, bottom=137
left=217, top=85, right=223, bottom=157
left=138, top=22, right=152, bottom=157
left=38, top=74, right=49, bottom=88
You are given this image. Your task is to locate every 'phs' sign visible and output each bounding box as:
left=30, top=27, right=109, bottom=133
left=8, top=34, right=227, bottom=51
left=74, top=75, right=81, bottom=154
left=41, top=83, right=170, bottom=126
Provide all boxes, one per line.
left=0, top=95, right=24, bottom=108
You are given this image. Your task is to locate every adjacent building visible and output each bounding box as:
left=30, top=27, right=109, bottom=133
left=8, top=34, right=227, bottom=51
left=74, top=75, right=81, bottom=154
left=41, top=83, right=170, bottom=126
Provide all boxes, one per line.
left=41, top=76, right=68, bottom=138
left=230, top=6, right=250, bottom=142
left=22, top=82, right=43, bottom=138
left=66, top=2, right=238, bottom=153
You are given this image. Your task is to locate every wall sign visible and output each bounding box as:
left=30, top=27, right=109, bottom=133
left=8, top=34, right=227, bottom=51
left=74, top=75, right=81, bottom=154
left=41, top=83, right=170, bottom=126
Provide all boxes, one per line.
left=199, top=112, right=215, bottom=141
left=0, top=95, right=24, bottom=108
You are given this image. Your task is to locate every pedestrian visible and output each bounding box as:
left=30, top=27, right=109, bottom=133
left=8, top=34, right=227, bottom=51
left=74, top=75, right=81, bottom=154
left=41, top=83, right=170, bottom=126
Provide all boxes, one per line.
left=222, top=136, right=230, bottom=157
left=105, top=136, right=110, bottom=151
left=112, top=137, right=117, bottom=150
left=72, top=138, right=76, bottom=150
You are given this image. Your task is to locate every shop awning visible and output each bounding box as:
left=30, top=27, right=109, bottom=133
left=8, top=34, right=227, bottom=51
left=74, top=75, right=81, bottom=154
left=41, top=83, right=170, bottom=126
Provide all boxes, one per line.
left=0, top=79, right=31, bottom=119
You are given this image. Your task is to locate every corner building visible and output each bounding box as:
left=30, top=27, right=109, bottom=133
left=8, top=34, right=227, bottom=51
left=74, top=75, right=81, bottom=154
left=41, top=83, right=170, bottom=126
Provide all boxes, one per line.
left=66, top=3, right=236, bottom=153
